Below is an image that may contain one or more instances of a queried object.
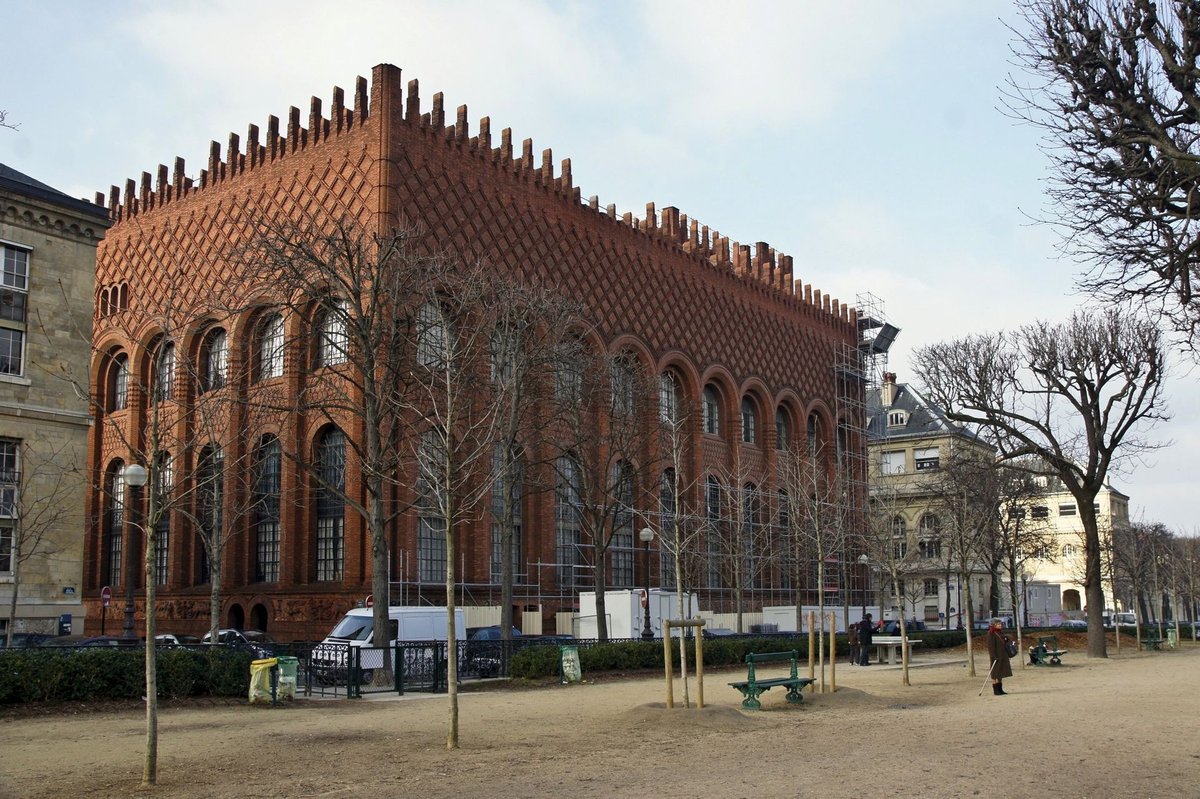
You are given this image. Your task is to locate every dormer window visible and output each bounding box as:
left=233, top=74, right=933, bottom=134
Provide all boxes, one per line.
left=887, top=410, right=908, bottom=428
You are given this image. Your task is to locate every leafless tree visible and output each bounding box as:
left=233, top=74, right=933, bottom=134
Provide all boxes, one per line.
left=710, top=449, right=773, bottom=634
left=914, top=307, right=1169, bottom=657
left=1007, top=0, right=1200, bottom=349
left=0, top=110, right=17, bottom=131
left=549, top=342, right=661, bottom=642
left=863, top=484, right=922, bottom=685
left=1, top=438, right=83, bottom=647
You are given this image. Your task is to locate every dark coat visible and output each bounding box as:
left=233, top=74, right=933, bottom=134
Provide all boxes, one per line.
left=986, top=627, right=1013, bottom=679
left=847, top=623, right=859, bottom=646
left=858, top=619, right=874, bottom=647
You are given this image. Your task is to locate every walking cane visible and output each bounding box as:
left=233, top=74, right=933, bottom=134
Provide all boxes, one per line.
left=978, top=659, right=997, bottom=697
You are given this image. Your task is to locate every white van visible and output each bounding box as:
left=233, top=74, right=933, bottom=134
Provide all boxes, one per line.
left=311, top=606, right=465, bottom=681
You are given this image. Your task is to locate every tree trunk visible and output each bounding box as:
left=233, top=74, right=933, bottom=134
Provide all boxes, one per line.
left=444, top=492, right=458, bottom=750
left=1081, top=503, right=1108, bottom=658
left=143, top=522, right=158, bottom=786
left=209, top=560, right=222, bottom=643
left=6, top=550, right=20, bottom=648
left=962, top=569, right=976, bottom=677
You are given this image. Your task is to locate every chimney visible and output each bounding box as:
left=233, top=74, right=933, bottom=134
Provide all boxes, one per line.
left=881, top=372, right=897, bottom=407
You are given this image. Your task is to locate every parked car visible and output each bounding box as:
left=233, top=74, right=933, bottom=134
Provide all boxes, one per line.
left=0, top=632, right=56, bottom=648
left=879, top=620, right=927, bottom=635
left=41, top=635, right=138, bottom=648
left=702, top=627, right=738, bottom=638
left=1060, top=619, right=1088, bottom=630
left=201, top=629, right=277, bottom=658
left=156, top=633, right=201, bottom=646
left=466, top=626, right=522, bottom=641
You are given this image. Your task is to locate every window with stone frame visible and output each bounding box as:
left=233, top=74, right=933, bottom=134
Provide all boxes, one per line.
left=252, top=438, right=280, bottom=583
left=0, top=243, right=29, bottom=377
left=314, top=427, right=345, bottom=581
left=923, top=578, right=939, bottom=597
left=0, top=440, right=17, bottom=573
left=153, top=341, right=175, bottom=403
left=200, top=328, right=227, bottom=393
left=417, top=431, right=446, bottom=583
left=774, top=407, right=790, bottom=450
left=196, top=444, right=223, bottom=585
left=317, top=297, right=349, bottom=367
left=554, top=453, right=583, bottom=588
left=659, top=372, right=681, bottom=426
left=154, top=452, right=173, bottom=585
left=257, top=313, right=284, bottom=380
left=702, top=385, right=721, bottom=436
left=110, top=354, right=130, bottom=411
left=740, top=398, right=758, bottom=444
left=610, top=461, right=635, bottom=587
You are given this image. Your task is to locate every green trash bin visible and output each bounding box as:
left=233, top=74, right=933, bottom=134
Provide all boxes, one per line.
left=1167, top=628, right=1178, bottom=649
left=276, top=655, right=298, bottom=700
left=249, top=657, right=278, bottom=704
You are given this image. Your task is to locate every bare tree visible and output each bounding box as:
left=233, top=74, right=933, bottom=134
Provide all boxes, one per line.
left=1008, top=0, right=1200, bottom=349
left=914, top=307, right=1169, bottom=657
left=549, top=343, right=660, bottom=642
left=710, top=448, right=773, bottom=634
left=2, top=438, right=83, bottom=647
left=0, top=110, right=17, bottom=131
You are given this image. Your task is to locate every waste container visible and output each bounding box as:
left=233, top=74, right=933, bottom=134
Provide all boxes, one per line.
left=1167, top=628, right=1178, bottom=649
left=275, top=655, right=298, bottom=700
left=249, top=657, right=279, bottom=704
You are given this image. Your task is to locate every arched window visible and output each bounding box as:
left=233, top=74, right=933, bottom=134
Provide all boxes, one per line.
left=257, top=313, right=284, bottom=380
left=659, top=372, right=680, bottom=425
left=659, top=469, right=677, bottom=587
left=314, top=427, right=345, bottom=581
left=490, top=445, right=523, bottom=583
left=417, top=431, right=447, bottom=583
left=253, top=438, right=280, bottom=583
left=775, top=408, right=790, bottom=451
left=807, top=412, right=820, bottom=456
left=892, top=515, right=908, bottom=559
left=609, top=355, right=635, bottom=415
left=610, top=461, right=634, bottom=587
left=416, top=302, right=448, bottom=369
left=105, top=461, right=126, bottom=587
left=318, top=298, right=348, bottom=367
left=741, top=398, right=758, bottom=444
left=153, top=452, right=173, bottom=585
left=702, top=385, right=721, bottom=436
left=153, top=341, right=175, bottom=403
left=196, top=444, right=223, bottom=585
left=200, top=328, right=227, bottom=393
left=109, top=354, right=129, bottom=411
left=918, top=514, right=941, bottom=559
left=554, top=453, right=583, bottom=587
left=704, top=475, right=722, bottom=587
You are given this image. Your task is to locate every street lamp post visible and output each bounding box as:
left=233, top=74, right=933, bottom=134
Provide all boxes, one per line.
left=639, top=527, right=655, bottom=640
left=1021, top=572, right=1031, bottom=629
left=857, top=554, right=871, bottom=616
left=122, top=463, right=148, bottom=639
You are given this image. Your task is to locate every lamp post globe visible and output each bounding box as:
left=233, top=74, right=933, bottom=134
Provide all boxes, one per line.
left=121, top=464, right=148, bottom=639
left=639, top=527, right=654, bottom=640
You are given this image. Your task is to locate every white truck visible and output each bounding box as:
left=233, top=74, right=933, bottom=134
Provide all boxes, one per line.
left=310, top=605, right=465, bottom=682
left=576, top=589, right=698, bottom=639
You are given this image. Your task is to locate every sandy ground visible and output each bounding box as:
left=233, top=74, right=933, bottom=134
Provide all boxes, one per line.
left=1, top=638, right=1198, bottom=799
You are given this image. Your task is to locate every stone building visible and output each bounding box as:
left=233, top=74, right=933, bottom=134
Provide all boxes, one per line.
left=84, top=64, right=862, bottom=640
left=0, top=164, right=109, bottom=639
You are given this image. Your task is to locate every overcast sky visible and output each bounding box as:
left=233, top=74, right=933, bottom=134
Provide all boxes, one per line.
left=3, top=1, right=1193, bottom=530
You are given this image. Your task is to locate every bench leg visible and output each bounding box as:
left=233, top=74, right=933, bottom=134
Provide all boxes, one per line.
left=785, top=685, right=804, bottom=704
left=740, top=687, right=763, bottom=710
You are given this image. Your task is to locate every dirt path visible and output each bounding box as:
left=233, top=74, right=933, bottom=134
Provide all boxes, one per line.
left=2, top=644, right=1198, bottom=798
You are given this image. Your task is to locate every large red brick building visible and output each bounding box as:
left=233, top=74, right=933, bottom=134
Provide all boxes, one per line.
left=83, top=64, right=863, bottom=640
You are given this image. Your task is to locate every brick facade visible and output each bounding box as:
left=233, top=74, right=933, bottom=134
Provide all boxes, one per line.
left=85, top=64, right=860, bottom=640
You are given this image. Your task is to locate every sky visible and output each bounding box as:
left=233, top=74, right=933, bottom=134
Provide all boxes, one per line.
left=2, top=0, right=1193, bottom=530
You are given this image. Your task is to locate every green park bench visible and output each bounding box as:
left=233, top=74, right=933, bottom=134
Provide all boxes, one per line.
left=1141, top=636, right=1164, bottom=651
left=728, top=650, right=815, bottom=710
left=1028, top=635, right=1066, bottom=666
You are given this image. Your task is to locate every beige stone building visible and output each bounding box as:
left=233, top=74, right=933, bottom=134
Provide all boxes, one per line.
left=867, top=372, right=995, bottom=629
left=0, top=164, right=108, bottom=640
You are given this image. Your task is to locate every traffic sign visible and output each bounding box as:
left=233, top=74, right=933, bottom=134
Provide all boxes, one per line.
left=100, top=586, right=112, bottom=608
left=365, top=594, right=373, bottom=608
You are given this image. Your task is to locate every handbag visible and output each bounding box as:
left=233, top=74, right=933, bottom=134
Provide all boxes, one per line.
left=1004, top=637, right=1018, bottom=658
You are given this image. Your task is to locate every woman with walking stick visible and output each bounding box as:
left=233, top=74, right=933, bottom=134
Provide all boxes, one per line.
left=985, top=618, right=1013, bottom=695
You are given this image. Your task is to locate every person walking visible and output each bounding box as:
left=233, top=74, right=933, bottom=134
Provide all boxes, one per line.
left=858, top=613, right=874, bottom=666
left=986, top=617, right=1013, bottom=695
left=847, top=618, right=860, bottom=666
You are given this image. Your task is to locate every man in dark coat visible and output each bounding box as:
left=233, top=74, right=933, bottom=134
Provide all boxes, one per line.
left=857, top=613, right=874, bottom=665
left=986, top=617, right=1013, bottom=695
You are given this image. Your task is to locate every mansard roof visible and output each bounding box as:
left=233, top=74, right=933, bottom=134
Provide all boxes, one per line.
left=0, top=162, right=108, bottom=220
left=866, top=378, right=983, bottom=445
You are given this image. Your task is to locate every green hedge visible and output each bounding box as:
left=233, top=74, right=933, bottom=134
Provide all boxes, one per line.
left=509, top=630, right=970, bottom=681
left=0, top=647, right=255, bottom=704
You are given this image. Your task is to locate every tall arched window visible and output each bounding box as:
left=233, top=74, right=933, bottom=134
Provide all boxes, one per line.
left=807, top=412, right=820, bottom=456
left=318, top=298, right=348, bottom=366
left=416, top=302, right=448, bottom=369
left=659, top=372, right=680, bottom=425
left=704, top=475, right=722, bottom=588
left=609, top=355, right=635, bottom=415
left=659, top=469, right=677, bottom=587
left=417, top=431, right=446, bottom=583
left=196, top=444, right=223, bottom=585
left=105, top=462, right=126, bottom=587
left=109, top=354, right=129, bottom=411
left=253, top=438, right=281, bottom=583
left=775, top=408, right=790, bottom=450
left=490, top=445, right=523, bottom=583
left=154, top=452, right=173, bottom=585
left=742, top=483, right=760, bottom=587
left=257, top=313, right=284, bottom=380
left=610, top=461, right=634, bottom=587
left=153, top=341, right=175, bottom=403
left=200, top=328, right=227, bottom=393
left=893, top=515, right=909, bottom=559
left=555, top=453, right=583, bottom=587
left=918, top=514, right=941, bottom=559
left=741, top=398, right=758, bottom=444
left=314, top=427, right=345, bottom=581
left=702, top=385, right=721, bottom=436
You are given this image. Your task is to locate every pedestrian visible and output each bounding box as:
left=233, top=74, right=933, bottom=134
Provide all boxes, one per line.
left=847, top=618, right=859, bottom=665
left=858, top=613, right=874, bottom=665
left=986, top=617, right=1013, bottom=695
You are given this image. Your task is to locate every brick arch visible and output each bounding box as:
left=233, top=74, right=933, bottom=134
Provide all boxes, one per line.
left=773, top=389, right=804, bottom=450
left=699, top=366, right=738, bottom=441
left=655, top=351, right=701, bottom=401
